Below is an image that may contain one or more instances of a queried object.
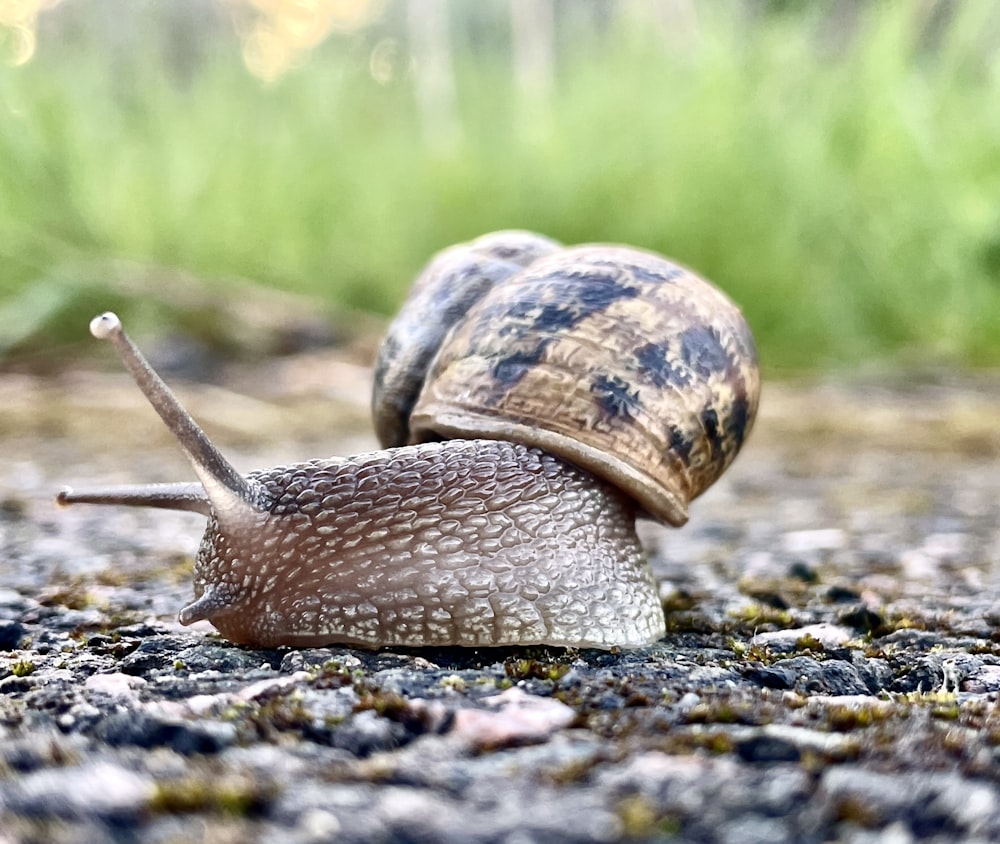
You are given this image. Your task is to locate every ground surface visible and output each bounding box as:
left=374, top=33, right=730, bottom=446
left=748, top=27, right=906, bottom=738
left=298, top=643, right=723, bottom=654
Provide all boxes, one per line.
left=2, top=354, right=1000, bottom=843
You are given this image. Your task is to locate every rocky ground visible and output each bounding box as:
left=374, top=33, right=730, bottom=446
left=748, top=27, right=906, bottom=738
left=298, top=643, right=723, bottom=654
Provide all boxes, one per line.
left=2, top=352, right=1000, bottom=843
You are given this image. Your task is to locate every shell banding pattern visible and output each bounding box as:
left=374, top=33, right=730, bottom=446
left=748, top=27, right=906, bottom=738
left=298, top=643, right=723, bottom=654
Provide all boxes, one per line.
left=371, top=230, right=563, bottom=449
left=400, top=240, right=760, bottom=527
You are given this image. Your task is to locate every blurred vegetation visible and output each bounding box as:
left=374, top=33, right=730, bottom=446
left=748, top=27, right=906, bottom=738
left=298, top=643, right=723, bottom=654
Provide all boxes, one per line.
left=1, top=0, right=999, bottom=372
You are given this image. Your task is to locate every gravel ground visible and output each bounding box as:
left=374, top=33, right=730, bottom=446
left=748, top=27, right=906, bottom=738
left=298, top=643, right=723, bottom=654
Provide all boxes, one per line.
left=2, top=358, right=1000, bottom=843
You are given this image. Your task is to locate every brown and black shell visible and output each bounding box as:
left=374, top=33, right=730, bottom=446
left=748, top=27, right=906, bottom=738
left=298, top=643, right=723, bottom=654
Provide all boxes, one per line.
left=392, top=242, right=760, bottom=527
left=372, top=230, right=563, bottom=448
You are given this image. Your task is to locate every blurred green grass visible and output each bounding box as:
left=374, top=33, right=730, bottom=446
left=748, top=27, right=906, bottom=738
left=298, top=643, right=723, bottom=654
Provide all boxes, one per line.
left=1, top=1, right=999, bottom=372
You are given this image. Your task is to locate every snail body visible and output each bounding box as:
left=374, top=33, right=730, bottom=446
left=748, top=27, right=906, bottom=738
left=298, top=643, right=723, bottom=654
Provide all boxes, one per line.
left=58, top=231, right=760, bottom=649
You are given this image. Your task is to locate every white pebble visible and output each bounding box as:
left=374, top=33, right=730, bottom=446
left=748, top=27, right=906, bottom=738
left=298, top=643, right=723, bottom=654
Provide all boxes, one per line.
left=782, top=529, right=846, bottom=554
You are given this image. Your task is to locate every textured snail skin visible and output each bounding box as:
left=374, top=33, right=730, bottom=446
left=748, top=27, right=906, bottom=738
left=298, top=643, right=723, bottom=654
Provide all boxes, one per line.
left=182, top=439, right=663, bottom=649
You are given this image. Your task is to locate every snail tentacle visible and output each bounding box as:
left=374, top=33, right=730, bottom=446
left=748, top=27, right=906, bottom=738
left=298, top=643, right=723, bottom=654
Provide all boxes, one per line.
left=57, top=482, right=210, bottom=515
left=86, top=312, right=262, bottom=521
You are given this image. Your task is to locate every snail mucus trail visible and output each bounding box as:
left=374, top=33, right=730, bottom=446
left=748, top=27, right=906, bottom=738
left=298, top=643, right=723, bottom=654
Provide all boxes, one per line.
left=57, top=232, right=760, bottom=650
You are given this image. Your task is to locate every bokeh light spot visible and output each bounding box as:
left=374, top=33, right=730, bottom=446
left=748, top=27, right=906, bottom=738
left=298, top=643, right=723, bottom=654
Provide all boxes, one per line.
left=0, top=0, right=63, bottom=66
left=226, top=0, right=386, bottom=81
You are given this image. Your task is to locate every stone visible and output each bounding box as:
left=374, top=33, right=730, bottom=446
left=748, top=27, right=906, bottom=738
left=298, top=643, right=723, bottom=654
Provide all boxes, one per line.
left=2, top=761, right=154, bottom=820
left=751, top=623, right=854, bottom=650
left=744, top=657, right=871, bottom=696
left=0, top=620, right=25, bottom=650
left=91, top=711, right=237, bottom=755
left=330, top=710, right=411, bottom=757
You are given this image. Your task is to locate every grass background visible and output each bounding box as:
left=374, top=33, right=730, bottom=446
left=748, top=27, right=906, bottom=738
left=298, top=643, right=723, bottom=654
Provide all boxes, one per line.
left=1, top=0, right=999, bottom=373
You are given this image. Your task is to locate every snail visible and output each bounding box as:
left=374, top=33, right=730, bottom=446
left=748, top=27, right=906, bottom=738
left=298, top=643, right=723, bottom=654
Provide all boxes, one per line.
left=57, top=230, right=760, bottom=649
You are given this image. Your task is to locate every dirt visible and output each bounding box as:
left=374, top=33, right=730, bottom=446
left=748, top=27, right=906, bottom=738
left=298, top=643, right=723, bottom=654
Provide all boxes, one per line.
left=2, top=357, right=1000, bottom=843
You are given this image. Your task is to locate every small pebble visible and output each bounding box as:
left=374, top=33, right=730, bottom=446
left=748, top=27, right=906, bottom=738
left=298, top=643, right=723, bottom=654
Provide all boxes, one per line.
left=443, top=687, right=576, bottom=749
left=751, top=623, right=853, bottom=650
left=782, top=529, right=846, bottom=554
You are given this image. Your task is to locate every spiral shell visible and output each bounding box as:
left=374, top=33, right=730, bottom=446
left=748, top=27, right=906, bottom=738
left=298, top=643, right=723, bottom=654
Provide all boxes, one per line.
left=374, top=235, right=760, bottom=527
left=372, top=231, right=562, bottom=448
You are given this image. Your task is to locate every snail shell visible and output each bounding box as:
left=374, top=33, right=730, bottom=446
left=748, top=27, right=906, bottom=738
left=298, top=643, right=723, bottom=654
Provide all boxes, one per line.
left=375, top=232, right=760, bottom=527
left=372, top=230, right=562, bottom=448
